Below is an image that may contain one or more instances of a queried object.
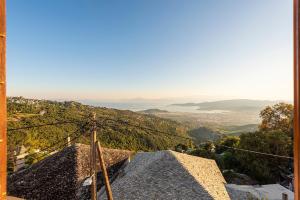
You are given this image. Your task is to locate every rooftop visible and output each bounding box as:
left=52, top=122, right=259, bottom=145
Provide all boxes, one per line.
left=8, top=143, right=132, bottom=200
left=99, top=150, right=230, bottom=200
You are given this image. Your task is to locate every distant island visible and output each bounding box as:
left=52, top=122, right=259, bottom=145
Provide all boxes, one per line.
left=171, top=99, right=280, bottom=112
left=139, top=109, right=169, bottom=114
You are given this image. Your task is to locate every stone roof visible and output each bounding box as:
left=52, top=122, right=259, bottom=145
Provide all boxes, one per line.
left=8, top=143, right=132, bottom=200
left=99, top=150, right=230, bottom=200
left=7, top=197, right=24, bottom=200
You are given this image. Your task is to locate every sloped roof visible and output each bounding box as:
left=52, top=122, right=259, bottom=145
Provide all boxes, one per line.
left=8, top=143, right=132, bottom=200
left=99, top=150, right=230, bottom=200
left=7, top=197, right=24, bottom=200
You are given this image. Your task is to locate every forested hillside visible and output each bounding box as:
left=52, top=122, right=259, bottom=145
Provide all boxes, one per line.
left=185, top=102, right=294, bottom=184
left=7, top=97, right=191, bottom=155
left=188, top=127, right=222, bottom=144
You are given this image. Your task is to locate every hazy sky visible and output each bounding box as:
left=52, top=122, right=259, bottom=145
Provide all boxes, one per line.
left=7, top=0, right=293, bottom=102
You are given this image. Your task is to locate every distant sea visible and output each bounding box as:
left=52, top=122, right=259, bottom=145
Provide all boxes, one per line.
left=79, top=100, right=228, bottom=114
left=80, top=100, right=167, bottom=111
left=91, top=102, right=165, bottom=111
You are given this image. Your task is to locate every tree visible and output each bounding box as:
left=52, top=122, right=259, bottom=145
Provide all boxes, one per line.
left=175, top=144, right=188, bottom=152
left=213, top=136, right=240, bottom=170
left=215, top=136, right=240, bottom=154
left=236, top=130, right=292, bottom=183
left=190, top=141, right=216, bottom=159
left=259, top=103, right=293, bottom=135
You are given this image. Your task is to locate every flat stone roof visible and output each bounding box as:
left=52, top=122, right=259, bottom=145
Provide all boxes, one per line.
left=227, top=183, right=294, bottom=200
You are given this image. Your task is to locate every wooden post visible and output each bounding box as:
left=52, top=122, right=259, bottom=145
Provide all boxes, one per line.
left=67, top=135, right=71, bottom=147
left=295, top=0, right=300, bottom=199
left=96, top=141, right=113, bottom=200
left=90, top=113, right=97, bottom=200
left=0, top=0, right=6, bottom=198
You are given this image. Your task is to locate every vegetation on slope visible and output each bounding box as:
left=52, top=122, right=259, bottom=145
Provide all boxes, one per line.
left=182, top=102, right=293, bottom=184
left=8, top=97, right=191, bottom=169
left=216, top=124, right=258, bottom=136
left=188, top=127, right=222, bottom=144
left=9, top=97, right=292, bottom=185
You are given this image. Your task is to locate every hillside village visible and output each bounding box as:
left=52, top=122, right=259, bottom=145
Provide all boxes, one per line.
left=5, top=97, right=295, bottom=199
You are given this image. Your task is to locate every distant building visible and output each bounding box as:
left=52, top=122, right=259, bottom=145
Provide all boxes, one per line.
left=226, top=184, right=294, bottom=200
left=14, top=146, right=28, bottom=171
left=39, top=110, right=46, bottom=116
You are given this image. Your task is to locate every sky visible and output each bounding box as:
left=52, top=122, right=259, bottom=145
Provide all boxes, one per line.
left=7, top=0, right=293, bottom=102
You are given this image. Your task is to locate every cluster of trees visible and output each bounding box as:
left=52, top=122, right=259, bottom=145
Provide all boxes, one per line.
left=7, top=97, right=191, bottom=171
left=186, top=103, right=293, bottom=184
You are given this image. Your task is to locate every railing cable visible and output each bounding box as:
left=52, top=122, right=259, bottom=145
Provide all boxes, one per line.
left=217, top=144, right=293, bottom=160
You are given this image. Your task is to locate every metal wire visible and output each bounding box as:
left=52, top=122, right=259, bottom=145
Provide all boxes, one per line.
left=96, top=117, right=192, bottom=140
left=97, top=117, right=294, bottom=159
left=7, top=120, right=80, bottom=131
left=10, top=115, right=294, bottom=171
left=13, top=129, right=83, bottom=168
left=217, top=144, right=293, bottom=160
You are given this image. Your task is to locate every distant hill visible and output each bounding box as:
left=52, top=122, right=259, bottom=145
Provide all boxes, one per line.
left=187, top=124, right=258, bottom=144
left=139, top=109, right=169, bottom=115
left=7, top=97, right=191, bottom=157
left=217, top=124, right=259, bottom=136
left=188, top=127, right=222, bottom=144
left=172, top=99, right=279, bottom=112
